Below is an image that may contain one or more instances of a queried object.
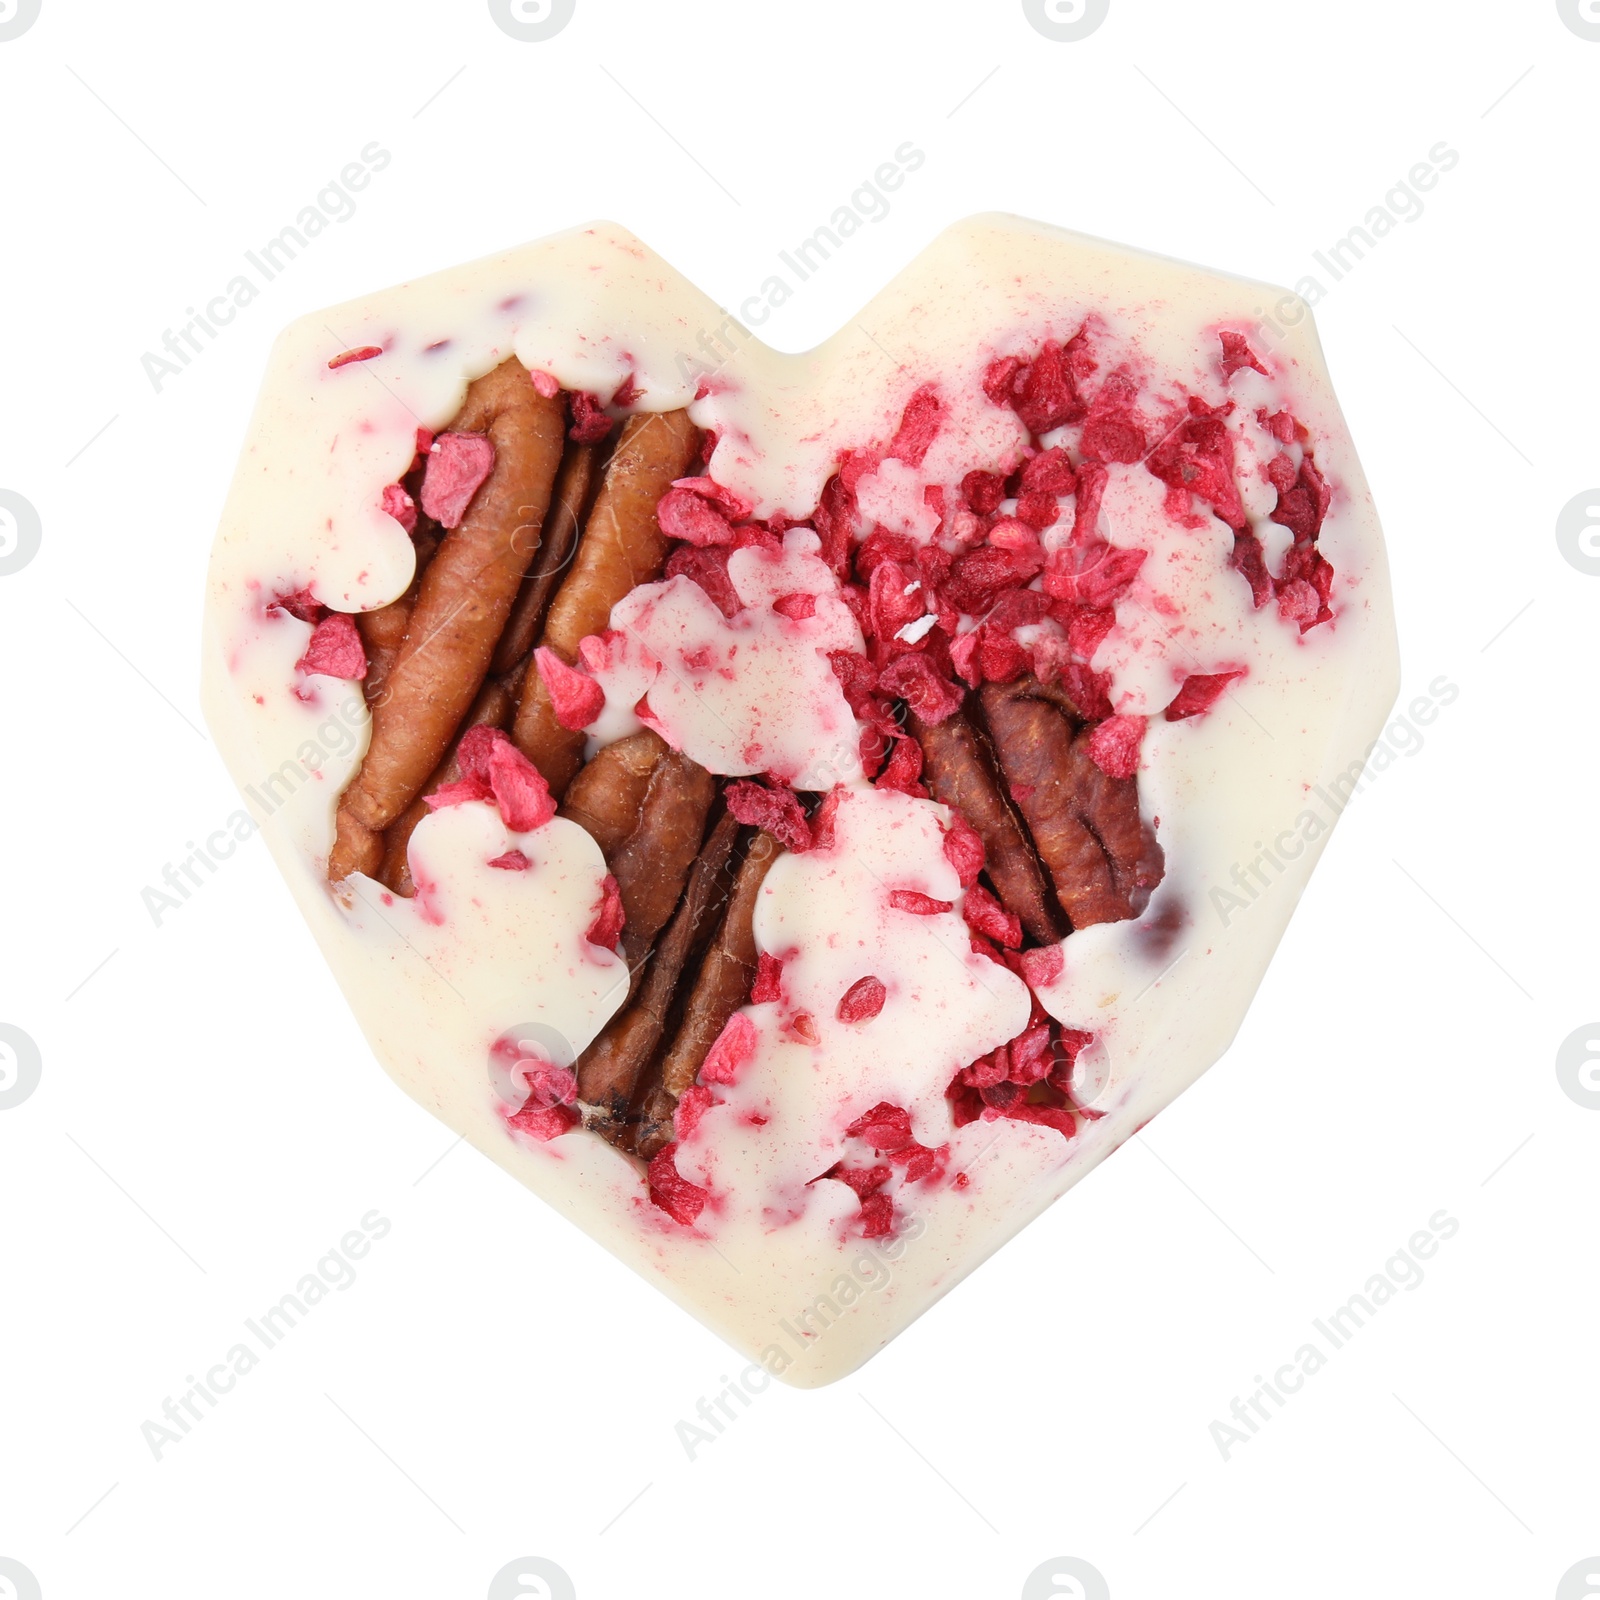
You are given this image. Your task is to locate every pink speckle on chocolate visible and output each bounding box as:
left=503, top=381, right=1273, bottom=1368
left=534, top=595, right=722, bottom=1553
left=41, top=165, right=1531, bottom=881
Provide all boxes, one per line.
left=420, top=432, right=495, bottom=529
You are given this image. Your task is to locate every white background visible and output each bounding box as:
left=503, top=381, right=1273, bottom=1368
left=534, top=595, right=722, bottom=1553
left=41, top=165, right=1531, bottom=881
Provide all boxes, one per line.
left=2, top=1, right=1597, bottom=1597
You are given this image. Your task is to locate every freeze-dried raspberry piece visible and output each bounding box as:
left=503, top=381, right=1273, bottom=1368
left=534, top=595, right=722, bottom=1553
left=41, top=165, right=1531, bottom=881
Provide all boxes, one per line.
left=1145, top=396, right=1246, bottom=529
left=648, top=1144, right=708, bottom=1225
left=828, top=650, right=880, bottom=714
left=299, top=613, right=366, bottom=679
left=1005, top=1102, right=1077, bottom=1139
left=1008, top=1023, right=1054, bottom=1085
left=425, top=777, right=491, bottom=811
left=750, top=951, right=786, bottom=1005
left=1012, top=341, right=1087, bottom=433
left=1219, top=331, right=1268, bottom=380
left=1229, top=529, right=1273, bottom=608
left=949, top=629, right=981, bottom=688
left=1044, top=541, right=1148, bottom=607
left=809, top=787, right=846, bottom=852
left=1164, top=670, right=1246, bottom=721
left=507, top=1101, right=580, bottom=1142
left=889, top=889, right=953, bottom=916
left=945, top=544, right=1043, bottom=613
left=1268, top=454, right=1332, bottom=541
left=700, top=1011, right=758, bottom=1086
left=585, top=874, right=625, bottom=948
left=888, top=384, right=944, bottom=467
left=1019, top=944, right=1064, bottom=989
left=381, top=483, right=417, bottom=533
left=772, top=591, right=817, bottom=621
left=811, top=471, right=858, bottom=576
left=789, top=1011, right=820, bottom=1046
left=488, top=738, right=557, bottom=831
left=609, top=372, right=640, bottom=408
left=666, top=544, right=742, bottom=618
left=858, top=1193, right=894, bottom=1237
left=671, top=476, right=753, bottom=520
left=941, top=811, right=985, bottom=887
left=854, top=527, right=918, bottom=579
left=837, top=975, right=887, bottom=1023
left=488, top=849, right=530, bottom=871
left=961, top=470, right=1007, bottom=514
left=981, top=354, right=1025, bottom=408
left=1080, top=374, right=1147, bottom=464
left=724, top=780, right=812, bottom=853
left=986, top=588, right=1051, bottom=632
left=420, top=432, right=495, bottom=529
left=1055, top=603, right=1114, bottom=664
left=846, top=1102, right=916, bottom=1152
left=533, top=646, right=605, bottom=731
left=271, top=587, right=323, bottom=622
left=328, top=345, right=383, bottom=369
left=1015, top=489, right=1063, bottom=530
left=1088, top=714, right=1145, bottom=779
left=1022, top=447, right=1077, bottom=496
left=962, top=883, right=1022, bottom=949
left=868, top=558, right=930, bottom=644
left=567, top=391, right=613, bottom=443
left=976, top=627, right=1028, bottom=685
left=658, top=486, right=736, bottom=546
left=874, top=735, right=926, bottom=796
left=878, top=653, right=964, bottom=723
left=674, top=1083, right=717, bottom=1141
left=530, top=369, right=561, bottom=399
left=1277, top=579, right=1320, bottom=626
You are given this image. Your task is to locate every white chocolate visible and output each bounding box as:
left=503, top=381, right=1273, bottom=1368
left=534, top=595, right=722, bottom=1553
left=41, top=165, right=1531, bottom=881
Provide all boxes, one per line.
left=202, top=216, right=1397, bottom=1386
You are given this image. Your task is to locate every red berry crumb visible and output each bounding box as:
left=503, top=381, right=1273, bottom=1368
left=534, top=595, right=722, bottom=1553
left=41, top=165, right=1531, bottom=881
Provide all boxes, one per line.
left=837, top=975, right=887, bottom=1024
left=648, top=1144, right=708, bottom=1225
